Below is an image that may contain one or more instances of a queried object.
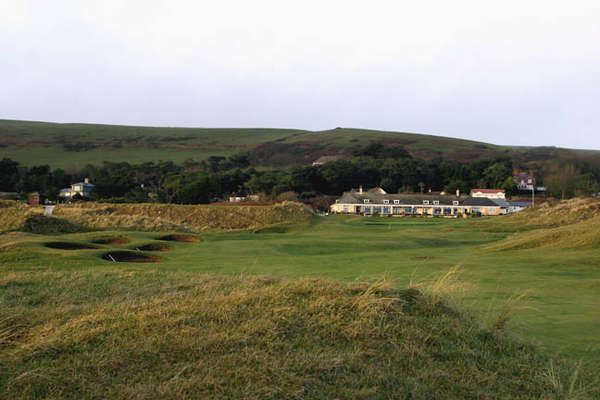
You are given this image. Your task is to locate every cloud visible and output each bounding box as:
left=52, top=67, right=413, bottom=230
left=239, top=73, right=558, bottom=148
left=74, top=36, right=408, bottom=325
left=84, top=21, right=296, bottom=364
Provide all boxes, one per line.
left=1, top=0, right=599, bottom=149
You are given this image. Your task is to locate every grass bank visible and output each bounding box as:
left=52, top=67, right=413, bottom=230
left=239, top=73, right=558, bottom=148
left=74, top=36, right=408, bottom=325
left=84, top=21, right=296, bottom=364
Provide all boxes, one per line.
left=0, top=271, right=595, bottom=399
left=51, top=201, right=313, bottom=232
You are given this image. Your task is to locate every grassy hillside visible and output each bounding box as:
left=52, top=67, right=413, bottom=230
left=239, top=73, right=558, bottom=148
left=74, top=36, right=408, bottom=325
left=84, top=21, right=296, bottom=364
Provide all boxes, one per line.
left=3, top=119, right=599, bottom=169
left=0, top=271, right=595, bottom=399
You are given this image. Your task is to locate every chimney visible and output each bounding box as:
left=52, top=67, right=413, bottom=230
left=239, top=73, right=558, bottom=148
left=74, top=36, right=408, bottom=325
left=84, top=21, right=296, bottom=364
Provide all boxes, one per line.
left=84, top=178, right=89, bottom=184
left=456, top=188, right=460, bottom=197
left=359, top=185, right=363, bottom=194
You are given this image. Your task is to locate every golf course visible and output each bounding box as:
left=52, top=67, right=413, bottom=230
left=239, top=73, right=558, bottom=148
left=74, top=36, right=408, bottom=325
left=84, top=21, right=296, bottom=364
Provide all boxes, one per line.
left=1, top=199, right=599, bottom=398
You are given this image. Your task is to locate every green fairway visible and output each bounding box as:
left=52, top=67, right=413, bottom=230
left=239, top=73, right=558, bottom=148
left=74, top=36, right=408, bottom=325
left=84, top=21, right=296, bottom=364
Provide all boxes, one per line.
left=2, top=215, right=598, bottom=364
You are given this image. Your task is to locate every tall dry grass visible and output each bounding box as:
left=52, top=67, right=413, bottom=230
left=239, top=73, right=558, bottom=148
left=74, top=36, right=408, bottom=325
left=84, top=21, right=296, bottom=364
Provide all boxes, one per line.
left=1, top=270, right=594, bottom=399
left=52, top=201, right=312, bottom=232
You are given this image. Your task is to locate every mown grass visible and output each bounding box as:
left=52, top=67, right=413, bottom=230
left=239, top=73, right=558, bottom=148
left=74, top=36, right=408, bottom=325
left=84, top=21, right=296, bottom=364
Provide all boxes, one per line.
left=0, top=271, right=596, bottom=399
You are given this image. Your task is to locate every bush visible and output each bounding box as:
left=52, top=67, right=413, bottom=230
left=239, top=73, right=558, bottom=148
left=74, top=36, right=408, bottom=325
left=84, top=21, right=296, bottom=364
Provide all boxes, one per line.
left=21, top=215, right=89, bottom=234
left=276, top=191, right=300, bottom=202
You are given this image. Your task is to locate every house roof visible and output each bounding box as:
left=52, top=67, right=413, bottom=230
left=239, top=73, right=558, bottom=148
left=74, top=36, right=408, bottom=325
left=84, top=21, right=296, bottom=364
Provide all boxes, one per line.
left=471, top=188, right=505, bottom=193
left=491, top=198, right=510, bottom=208
left=509, top=201, right=533, bottom=207
left=72, top=182, right=95, bottom=187
left=336, top=192, right=499, bottom=207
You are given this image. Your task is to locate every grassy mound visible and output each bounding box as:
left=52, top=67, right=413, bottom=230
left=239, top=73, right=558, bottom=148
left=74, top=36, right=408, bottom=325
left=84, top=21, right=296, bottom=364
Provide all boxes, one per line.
left=479, top=198, right=600, bottom=250
left=21, top=215, right=89, bottom=234
left=477, top=198, right=600, bottom=234
left=52, top=202, right=313, bottom=232
left=0, top=200, right=35, bottom=233
left=44, top=241, right=100, bottom=250
left=0, top=271, right=593, bottom=399
left=485, top=215, right=600, bottom=251
left=101, top=251, right=162, bottom=263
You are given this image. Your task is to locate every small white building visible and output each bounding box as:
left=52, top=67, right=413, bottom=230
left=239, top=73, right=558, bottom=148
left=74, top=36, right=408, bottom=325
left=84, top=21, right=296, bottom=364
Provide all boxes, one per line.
left=470, top=189, right=506, bottom=200
left=59, top=178, right=94, bottom=199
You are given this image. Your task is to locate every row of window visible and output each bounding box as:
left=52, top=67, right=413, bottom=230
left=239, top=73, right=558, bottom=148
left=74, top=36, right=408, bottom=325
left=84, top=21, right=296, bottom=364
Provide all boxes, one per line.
left=361, top=206, right=461, bottom=214
left=363, top=199, right=460, bottom=206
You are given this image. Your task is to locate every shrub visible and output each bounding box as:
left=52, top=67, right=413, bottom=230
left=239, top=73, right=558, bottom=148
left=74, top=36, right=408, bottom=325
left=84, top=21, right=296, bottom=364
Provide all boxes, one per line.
left=21, top=215, right=89, bottom=234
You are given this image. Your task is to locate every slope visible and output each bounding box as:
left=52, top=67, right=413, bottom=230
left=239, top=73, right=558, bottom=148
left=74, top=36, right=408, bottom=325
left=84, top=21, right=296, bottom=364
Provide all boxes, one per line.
left=3, top=119, right=599, bottom=169
left=0, top=272, right=595, bottom=399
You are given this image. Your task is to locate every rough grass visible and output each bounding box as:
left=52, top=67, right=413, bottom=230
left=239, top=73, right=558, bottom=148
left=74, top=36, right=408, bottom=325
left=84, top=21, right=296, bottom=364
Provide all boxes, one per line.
left=0, top=200, right=36, bottom=233
left=485, top=215, right=600, bottom=251
left=479, top=198, right=600, bottom=250
left=473, top=198, right=600, bottom=233
left=0, top=270, right=595, bottom=399
left=52, top=201, right=313, bottom=232
left=21, top=214, right=89, bottom=234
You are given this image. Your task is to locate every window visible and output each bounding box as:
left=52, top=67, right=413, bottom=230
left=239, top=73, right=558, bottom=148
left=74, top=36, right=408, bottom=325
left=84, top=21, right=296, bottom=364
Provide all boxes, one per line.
left=363, top=199, right=370, bottom=204
left=453, top=201, right=459, bottom=206
left=423, top=200, right=430, bottom=205
left=383, top=206, right=391, bottom=214
left=363, top=206, right=372, bottom=213
left=393, top=200, right=399, bottom=204
left=433, top=200, right=439, bottom=205
left=490, top=208, right=496, bottom=213
left=343, top=205, right=349, bottom=212
left=383, top=200, right=389, bottom=204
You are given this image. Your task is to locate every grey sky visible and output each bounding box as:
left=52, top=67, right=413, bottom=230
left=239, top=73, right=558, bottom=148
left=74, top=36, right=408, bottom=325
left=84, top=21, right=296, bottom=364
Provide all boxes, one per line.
left=1, top=1, right=599, bottom=149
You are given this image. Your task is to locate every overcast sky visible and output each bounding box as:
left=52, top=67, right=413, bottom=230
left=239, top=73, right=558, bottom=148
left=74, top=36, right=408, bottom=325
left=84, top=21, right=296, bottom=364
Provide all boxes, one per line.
left=1, top=1, right=599, bottom=149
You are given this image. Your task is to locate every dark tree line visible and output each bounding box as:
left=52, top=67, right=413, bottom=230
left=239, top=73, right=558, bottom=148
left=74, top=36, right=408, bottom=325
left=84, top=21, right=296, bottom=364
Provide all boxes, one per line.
left=1, top=148, right=597, bottom=204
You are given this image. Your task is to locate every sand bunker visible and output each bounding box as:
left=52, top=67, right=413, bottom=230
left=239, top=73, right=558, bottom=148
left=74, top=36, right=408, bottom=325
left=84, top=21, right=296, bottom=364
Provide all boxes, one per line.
left=157, top=234, right=200, bottom=243
left=135, top=243, right=170, bottom=251
left=102, top=251, right=161, bottom=263
left=45, top=242, right=100, bottom=250
left=92, top=236, right=130, bottom=245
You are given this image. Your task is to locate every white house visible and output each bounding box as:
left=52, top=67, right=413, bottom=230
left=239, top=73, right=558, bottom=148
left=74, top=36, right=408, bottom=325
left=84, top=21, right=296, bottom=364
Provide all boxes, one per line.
left=59, top=178, right=94, bottom=199
left=470, top=188, right=506, bottom=200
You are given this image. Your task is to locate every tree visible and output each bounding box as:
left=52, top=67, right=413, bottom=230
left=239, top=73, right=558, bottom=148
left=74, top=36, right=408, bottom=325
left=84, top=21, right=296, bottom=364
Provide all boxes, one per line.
left=483, top=162, right=513, bottom=189
left=501, top=177, right=518, bottom=198
left=0, top=158, right=20, bottom=191
left=443, top=179, right=469, bottom=195
left=545, top=164, right=581, bottom=199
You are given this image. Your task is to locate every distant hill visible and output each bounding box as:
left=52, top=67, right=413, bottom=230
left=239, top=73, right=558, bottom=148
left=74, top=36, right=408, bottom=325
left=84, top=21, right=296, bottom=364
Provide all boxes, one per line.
left=1, top=119, right=599, bottom=170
